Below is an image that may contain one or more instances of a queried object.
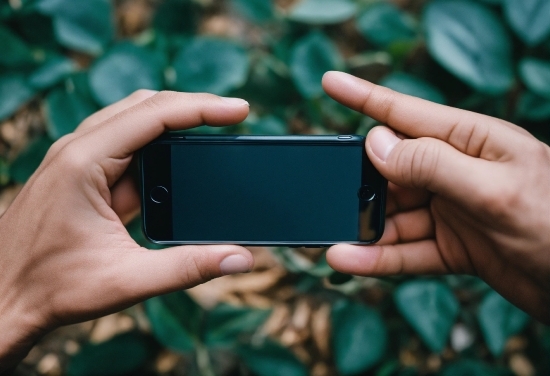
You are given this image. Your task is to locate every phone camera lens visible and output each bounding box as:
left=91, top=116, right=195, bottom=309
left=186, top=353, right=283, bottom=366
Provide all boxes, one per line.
left=150, top=186, right=169, bottom=204
left=358, top=185, right=376, bottom=201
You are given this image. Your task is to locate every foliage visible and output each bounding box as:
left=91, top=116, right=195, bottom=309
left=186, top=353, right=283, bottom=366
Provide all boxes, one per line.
left=1, top=0, right=550, bottom=375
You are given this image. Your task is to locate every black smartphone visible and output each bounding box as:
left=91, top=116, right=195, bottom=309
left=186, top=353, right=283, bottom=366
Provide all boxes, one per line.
left=140, top=134, right=386, bottom=247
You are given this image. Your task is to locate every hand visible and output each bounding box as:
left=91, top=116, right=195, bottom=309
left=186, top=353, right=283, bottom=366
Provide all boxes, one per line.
left=322, top=71, right=550, bottom=323
left=0, top=91, right=254, bottom=370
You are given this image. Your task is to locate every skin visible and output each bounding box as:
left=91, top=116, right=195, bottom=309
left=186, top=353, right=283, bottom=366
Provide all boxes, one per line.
left=323, top=71, right=550, bottom=324
left=0, top=91, right=254, bottom=371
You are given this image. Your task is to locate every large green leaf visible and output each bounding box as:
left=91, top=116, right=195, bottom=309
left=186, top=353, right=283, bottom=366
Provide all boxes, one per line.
left=288, top=0, right=357, bottom=24
left=381, top=72, right=446, bottom=104
left=290, top=31, right=343, bottom=99
left=44, top=82, right=96, bottom=139
left=478, top=290, right=530, bottom=356
left=36, top=0, right=114, bottom=54
left=0, top=74, right=35, bottom=121
left=424, top=0, right=513, bottom=94
left=519, top=58, right=550, bottom=99
left=232, top=0, right=274, bottom=23
left=28, top=56, right=76, bottom=90
left=153, top=0, right=199, bottom=35
left=66, top=331, right=155, bottom=376
left=145, top=290, right=203, bottom=352
left=205, top=304, right=271, bottom=347
left=246, top=115, right=287, bottom=135
left=0, top=25, right=35, bottom=67
left=516, top=91, right=550, bottom=121
left=503, top=0, right=550, bottom=46
left=9, top=135, right=53, bottom=183
left=441, top=359, right=512, bottom=376
left=89, top=43, right=164, bottom=107
left=237, top=340, right=308, bottom=376
left=356, top=3, right=417, bottom=47
left=172, top=38, right=250, bottom=95
left=394, top=280, right=459, bottom=353
left=331, top=300, right=387, bottom=375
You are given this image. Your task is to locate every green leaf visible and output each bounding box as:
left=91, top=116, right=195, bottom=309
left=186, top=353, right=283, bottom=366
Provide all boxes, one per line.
left=89, top=43, right=164, bottom=107
left=288, top=0, right=357, bottom=25
left=205, top=304, right=271, bottom=347
left=290, top=31, right=343, bottom=99
left=478, top=290, right=530, bottom=356
left=519, top=58, right=550, bottom=99
left=332, top=300, right=387, bottom=375
left=0, top=74, right=34, bottom=121
left=424, top=0, right=513, bottom=94
left=381, top=72, right=446, bottom=104
left=516, top=91, right=550, bottom=121
left=172, top=37, right=250, bottom=95
left=356, top=3, right=417, bottom=48
left=394, top=280, right=459, bottom=353
left=145, top=290, right=203, bottom=352
left=9, top=134, right=53, bottom=183
left=441, top=359, right=512, bottom=376
left=153, top=0, right=199, bottom=35
left=246, top=115, right=287, bottom=135
left=67, top=331, right=155, bottom=376
left=44, top=83, right=96, bottom=139
left=36, top=0, right=114, bottom=54
left=28, top=56, right=76, bottom=90
left=503, top=0, right=550, bottom=46
left=0, top=25, right=35, bottom=67
left=238, top=340, right=308, bottom=376
left=231, top=0, right=274, bottom=23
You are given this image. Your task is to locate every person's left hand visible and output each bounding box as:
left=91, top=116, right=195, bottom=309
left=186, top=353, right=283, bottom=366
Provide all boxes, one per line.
left=0, top=91, right=253, bottom=371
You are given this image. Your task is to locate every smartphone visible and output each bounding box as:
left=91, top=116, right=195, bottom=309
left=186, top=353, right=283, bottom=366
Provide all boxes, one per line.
left=140, top=134, right=386, bottom=247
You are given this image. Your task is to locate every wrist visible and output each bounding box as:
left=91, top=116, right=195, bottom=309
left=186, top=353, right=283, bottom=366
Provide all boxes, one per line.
left=0, top=217, right=48, bottom=372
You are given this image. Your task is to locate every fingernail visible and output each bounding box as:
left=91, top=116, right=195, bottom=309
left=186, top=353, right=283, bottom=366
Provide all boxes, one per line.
left=221, top=97, right=249, bottom=106
left=370, top=128, right=401, bottom=162
left=220, top=255, right=251, bottom=275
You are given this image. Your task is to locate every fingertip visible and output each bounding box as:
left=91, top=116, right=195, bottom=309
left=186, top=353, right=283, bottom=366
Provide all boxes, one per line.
left=366, top=126, right=401, bottom=163
left=326, top=244, right=382, bottom=276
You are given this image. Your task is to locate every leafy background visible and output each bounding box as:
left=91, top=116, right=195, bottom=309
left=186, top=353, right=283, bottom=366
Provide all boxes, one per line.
left=1, top=0, right=550, bottom=375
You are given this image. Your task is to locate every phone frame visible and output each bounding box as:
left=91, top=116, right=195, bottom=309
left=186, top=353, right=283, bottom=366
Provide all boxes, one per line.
left=140, top=134, right=386, bottom=247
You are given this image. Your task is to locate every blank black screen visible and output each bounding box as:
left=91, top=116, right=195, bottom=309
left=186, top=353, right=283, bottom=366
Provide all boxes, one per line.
left=171, top=144, right=363, bottom=242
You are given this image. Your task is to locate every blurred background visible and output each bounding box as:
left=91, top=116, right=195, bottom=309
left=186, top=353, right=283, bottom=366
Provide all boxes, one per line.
left=1, top=0, right=550, bottom=375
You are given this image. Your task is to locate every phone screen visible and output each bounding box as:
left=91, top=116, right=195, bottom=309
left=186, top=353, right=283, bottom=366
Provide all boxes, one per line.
left=171, top=144, right=362, bottom=242
left=141, top=135, right=386, bottom=245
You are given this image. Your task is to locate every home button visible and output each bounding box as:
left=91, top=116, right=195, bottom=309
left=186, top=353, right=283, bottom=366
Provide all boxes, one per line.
left=150, top=186, right=169, bottom=204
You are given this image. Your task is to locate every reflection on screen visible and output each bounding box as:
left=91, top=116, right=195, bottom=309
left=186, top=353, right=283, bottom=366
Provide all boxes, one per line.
left=171, top=144, right=362, bottom=242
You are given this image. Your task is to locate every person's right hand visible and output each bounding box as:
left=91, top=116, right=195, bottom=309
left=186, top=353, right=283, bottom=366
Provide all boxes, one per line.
left=323, top=71, right=550, bottom=323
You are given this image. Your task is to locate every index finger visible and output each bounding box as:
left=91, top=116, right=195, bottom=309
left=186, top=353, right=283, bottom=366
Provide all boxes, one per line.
left=74, top=91, right=249, bottom=160
left=322, top=71, right=523, bottom=159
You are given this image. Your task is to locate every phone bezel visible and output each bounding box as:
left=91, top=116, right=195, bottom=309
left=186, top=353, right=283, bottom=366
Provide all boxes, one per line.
left=140, top=134, right=386, bottom=247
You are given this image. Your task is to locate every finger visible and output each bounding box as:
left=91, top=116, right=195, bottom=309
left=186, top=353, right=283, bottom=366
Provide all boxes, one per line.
left=327, top=240, right=448, bottom=276
left=323, top=71, right=523, bottom=160
left=119, top=245, right=254, bottom=301
left=110, top=175, right=140, bottom=224
left=76, top=90, right=158, bottom=132
left=76, top=92, right=249, bottom=161
left=366, top=126, right=493, bottom=205
left=386, top=182, right=431, bottom=216
left=377, top=208, right=434, bottom=245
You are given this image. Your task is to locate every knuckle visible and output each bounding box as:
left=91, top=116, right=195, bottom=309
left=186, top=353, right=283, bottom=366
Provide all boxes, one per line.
left=367, top=85, right=397, bottom=122
left=55, top=142, right=91, bottom=173
left=129, top=89, right=157, bottom=103
left=395, top=139, right=439, bottom=189
left=176, top=248, right=214, bottom=286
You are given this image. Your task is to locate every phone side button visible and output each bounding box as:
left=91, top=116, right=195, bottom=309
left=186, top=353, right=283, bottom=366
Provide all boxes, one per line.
left=357, top=185, right=376, bottom=202
left=150, top=186, right=169, bottom=204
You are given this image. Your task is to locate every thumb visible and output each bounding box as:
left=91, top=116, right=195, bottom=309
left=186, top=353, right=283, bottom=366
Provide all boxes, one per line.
left=367, top=126, right=487, bottom=202
left=119, top=245, right=253, bottom=300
